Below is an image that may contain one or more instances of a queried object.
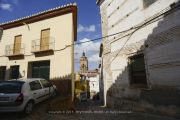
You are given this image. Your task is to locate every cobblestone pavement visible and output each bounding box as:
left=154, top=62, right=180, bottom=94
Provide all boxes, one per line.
left=0, top=99, right=179, bottom=120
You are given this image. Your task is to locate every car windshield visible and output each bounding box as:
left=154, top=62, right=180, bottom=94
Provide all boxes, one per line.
left=0, top=81, right=24, bottom=94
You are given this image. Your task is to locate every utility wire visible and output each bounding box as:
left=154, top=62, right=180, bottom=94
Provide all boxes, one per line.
left=104, top=3, right=180, bottom=69
left=55, top=3, right=180, bottom=52
left=53, top=27, right=135, bottom=52
left=0, top=21, right=136, bottom=57
left=0, top=3, right=180, bottom=58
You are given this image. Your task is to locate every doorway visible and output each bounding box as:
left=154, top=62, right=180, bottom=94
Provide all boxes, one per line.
left=0, top=66, right=6, bottom=80
left=10, top=65, right=19, bottom=79
left=30, top=61, right=50, bottom=80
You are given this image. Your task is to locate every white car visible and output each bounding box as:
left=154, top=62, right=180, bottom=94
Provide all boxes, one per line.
left=0, top=78, right=56, bottom=114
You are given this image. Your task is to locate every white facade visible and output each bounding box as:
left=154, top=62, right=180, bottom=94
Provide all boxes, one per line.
left=88, top=75, right=100, bottom=95
left=98, top=0, right=180, bottom=107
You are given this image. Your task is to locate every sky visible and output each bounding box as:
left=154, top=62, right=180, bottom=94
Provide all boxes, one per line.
left=0, top=0, right=102, bottom=72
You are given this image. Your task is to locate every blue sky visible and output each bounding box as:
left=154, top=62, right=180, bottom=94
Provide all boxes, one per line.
left=0, top=0, right=102, bottom=71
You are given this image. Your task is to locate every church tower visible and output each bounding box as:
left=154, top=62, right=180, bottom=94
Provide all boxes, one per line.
left=80, top=51, right=88, bottom=72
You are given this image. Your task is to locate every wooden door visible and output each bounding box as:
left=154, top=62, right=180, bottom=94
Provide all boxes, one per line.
left=40, top=29, right=50, bottom=51
left=14, top=35, right=22, bottom=54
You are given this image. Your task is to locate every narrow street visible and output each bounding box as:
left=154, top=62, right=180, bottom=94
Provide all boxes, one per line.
left=0, top=99, right=179, bottom=120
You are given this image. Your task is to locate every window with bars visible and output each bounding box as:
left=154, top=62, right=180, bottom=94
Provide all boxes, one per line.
left=129, top=54, right=147, bottom=88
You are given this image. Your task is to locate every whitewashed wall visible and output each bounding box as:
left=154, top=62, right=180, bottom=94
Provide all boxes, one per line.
left=88, top=75, right=100, bottom=93
left=99, top=0, right=180, bottom=106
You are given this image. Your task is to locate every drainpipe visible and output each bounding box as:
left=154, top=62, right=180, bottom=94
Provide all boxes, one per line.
left=71, top=31, right=75, bottom=103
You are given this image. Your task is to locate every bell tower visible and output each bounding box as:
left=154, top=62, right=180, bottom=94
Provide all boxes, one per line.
left=80, top=51, right=88, bottom=72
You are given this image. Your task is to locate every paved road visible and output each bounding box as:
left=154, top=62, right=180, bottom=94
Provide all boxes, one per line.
left=0, top=99, right=179, bottom=120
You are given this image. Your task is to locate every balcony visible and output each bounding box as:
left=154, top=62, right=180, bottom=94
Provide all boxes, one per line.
left=31, top=37, right=55, bottom=53
left=5, top=43, right=25, bottom=57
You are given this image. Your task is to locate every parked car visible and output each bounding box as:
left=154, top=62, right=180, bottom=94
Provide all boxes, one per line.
left=0, top=78, right=56, bottom=115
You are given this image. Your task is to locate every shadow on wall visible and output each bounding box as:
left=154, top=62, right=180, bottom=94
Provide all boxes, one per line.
left=34, top=51, right=54, bottom=57
left=8, top=56, right=24, bottom=61
left=106, top=1, right=180, bottom=117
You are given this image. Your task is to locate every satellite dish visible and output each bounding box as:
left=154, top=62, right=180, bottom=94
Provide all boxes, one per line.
left=0, top=27, right=3, bottom=41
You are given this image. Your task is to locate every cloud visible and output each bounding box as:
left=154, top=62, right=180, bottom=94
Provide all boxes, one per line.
left=77, top=24, right=96, bottom=32
left=75, top=38, right=101, bottom=66
left=0, top=0, right=19, bottom=12
left=75, top=38, right=100, bottom=53
left=75, top=38, right=101, bottom=71
left=88, top=53, right=100, bottom=62
left=0, top=3, right=12, bottom=11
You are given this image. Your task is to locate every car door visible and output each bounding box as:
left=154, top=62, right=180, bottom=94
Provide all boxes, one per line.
left=40, top=79, right=51, bottom=100
left=29, top=80, right=43, bottom=103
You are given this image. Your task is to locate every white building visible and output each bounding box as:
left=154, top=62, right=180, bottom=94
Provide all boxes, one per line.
left=86, top=72, right=100, bottom=99
left=0, top=3, right=77, bottom=81
left=97, top=0, right=180, bottom=110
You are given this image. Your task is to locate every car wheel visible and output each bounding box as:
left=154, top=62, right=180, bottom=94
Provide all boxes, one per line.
left=24, top=101, right=34, bottom=115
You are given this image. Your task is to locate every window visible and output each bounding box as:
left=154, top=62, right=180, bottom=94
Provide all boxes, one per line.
left=31, top=61, right=50, bottom=80
left=0, top=81, right=24, bottom=93
left=29, top=80, right=42, bottom=91
left=143, top=0, right=157, bottom=8
left=129, top=54, right=147, bottom=87
left=40, top=79, right=51, bottom=88
left=14, top=35, right=22, bottom=54
left=40, top=29, right=50, bottom=51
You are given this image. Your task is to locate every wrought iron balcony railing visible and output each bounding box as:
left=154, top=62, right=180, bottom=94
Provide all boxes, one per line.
left=31, top=37, right=55, bottom=53
left=5, top=43, right=25, bottom=56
